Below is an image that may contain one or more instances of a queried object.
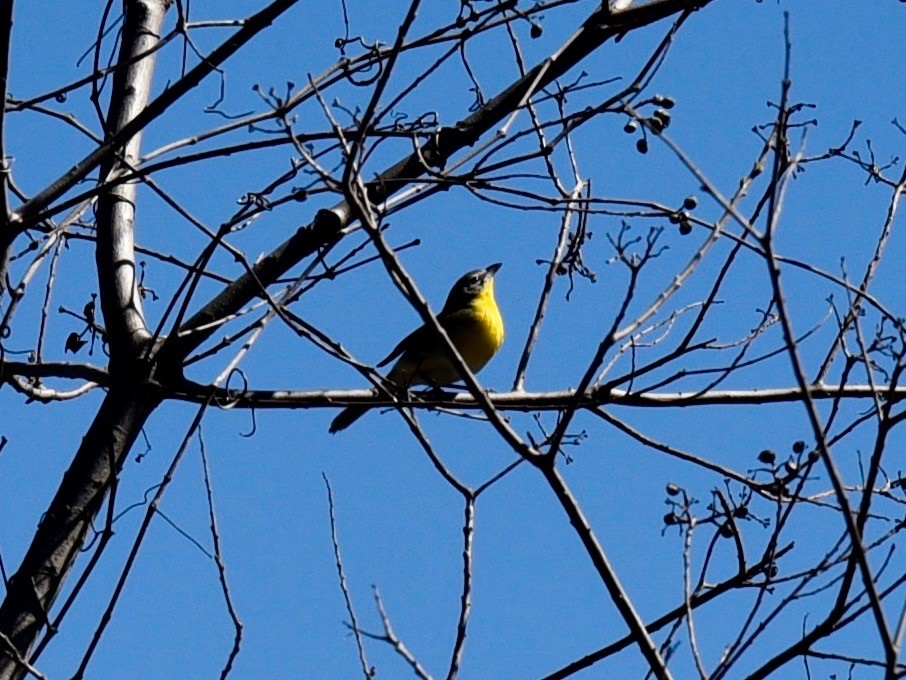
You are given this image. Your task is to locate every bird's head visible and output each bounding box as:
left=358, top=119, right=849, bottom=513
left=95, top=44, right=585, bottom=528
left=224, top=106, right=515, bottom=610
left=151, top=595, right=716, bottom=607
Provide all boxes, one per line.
left=442, top=263, right=501, bottom=312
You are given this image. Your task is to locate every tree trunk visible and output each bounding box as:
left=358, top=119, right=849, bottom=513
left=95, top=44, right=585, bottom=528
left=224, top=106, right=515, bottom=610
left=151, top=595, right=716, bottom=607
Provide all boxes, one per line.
left=0, top=386, right=160, bottom=679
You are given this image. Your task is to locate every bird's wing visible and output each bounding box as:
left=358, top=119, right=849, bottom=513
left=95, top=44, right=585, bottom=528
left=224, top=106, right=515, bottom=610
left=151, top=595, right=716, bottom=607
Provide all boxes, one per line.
left=377, top=324, right=428, bottom=367
left=376, top=311, right=456, bottom=367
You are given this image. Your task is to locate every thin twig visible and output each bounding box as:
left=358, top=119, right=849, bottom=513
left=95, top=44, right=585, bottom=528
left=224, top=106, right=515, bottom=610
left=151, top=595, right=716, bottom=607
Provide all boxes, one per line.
left=199, top=423, right=244, bottom=679
left=71, top=401, right=210, bottom=680
left=323, top=474, right=373, bottom=679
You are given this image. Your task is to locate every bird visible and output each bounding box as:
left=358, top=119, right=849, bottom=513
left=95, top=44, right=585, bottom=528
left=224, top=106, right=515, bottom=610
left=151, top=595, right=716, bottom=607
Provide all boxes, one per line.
left=330, top=263, right=504, bottom=433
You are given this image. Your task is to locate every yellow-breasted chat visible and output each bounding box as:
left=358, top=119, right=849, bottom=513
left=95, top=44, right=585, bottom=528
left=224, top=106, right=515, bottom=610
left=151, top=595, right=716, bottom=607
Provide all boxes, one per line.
left=330, top=263, right=504, bottom=433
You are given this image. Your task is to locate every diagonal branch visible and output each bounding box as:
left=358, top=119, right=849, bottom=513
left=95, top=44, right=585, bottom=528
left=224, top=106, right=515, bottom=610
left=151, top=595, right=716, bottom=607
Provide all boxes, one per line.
left=542, top=544, right=794, bottom=679
left=163, top=0, right=716, bottom=363
left=539, top=463, right=674, bottom=680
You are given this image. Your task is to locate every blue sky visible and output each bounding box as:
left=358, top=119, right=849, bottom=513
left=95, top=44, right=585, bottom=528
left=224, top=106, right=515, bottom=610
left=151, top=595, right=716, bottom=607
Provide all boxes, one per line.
left=2, top=0, right=906, bottom=678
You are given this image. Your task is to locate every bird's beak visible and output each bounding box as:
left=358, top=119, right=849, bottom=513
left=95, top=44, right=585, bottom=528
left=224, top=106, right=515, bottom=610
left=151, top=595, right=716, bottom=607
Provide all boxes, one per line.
left=485, top=262, right=502, bottom=276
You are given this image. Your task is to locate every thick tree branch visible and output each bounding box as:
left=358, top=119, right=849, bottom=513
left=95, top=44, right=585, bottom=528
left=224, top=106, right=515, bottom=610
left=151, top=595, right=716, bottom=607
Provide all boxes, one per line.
left=94, top=0, right=165, bottom=358
left=0, top=0, right=15, bottom=293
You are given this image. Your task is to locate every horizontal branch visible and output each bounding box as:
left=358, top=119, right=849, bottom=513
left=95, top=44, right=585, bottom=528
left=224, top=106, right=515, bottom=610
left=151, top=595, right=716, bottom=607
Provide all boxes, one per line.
left=0, top=361, right=108, bottom=384
left=171, top=382, right=906, bottom=410
left=3, top=362, right=900, bottom=412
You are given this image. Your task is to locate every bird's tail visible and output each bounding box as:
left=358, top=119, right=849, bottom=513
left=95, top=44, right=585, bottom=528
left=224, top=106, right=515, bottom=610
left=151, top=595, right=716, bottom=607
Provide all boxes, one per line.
left=330, top=376, right=407, bottom=433
left=329, top=404, right=369, bottom=433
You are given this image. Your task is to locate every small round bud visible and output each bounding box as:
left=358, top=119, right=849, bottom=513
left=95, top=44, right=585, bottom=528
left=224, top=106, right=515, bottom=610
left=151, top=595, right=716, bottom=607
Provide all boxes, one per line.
left=757, top=449, right=776, bottom=465
left=668, top=212, right=681, bottom=224
left=733, top=506, right=749, bottom=518
left=666, top=483, right=681, bottom=496
left=683, top=196, right=698, bottom=210
left=678, top=221, right=692, bottom=236
left=636, top=138, right=649, bottom=154
left=653, top=94, right=675, bottom=109
left=624, top=120, right=638, bottom=134
left=653, top=109, right=672, bottom=127
left=647, top=117, right=665, bottom=134
left=792, top=440, right=806, bottom=454
left=720, top=523, right=734, bottom=538
left=663, top=512, right=680, bottom=526
left=785, top=460, right=799, bottom=475
left=530, top=23, right=543, bottom=39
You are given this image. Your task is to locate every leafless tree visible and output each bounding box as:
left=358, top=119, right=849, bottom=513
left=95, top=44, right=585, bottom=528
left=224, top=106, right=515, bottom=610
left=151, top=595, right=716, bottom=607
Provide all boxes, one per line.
left=1, top=0, right=905, bottom=678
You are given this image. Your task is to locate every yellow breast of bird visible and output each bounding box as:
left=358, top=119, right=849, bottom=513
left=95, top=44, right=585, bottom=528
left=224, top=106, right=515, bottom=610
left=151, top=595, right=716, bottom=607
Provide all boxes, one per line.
left=447, top=294, right=505, bottom=373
